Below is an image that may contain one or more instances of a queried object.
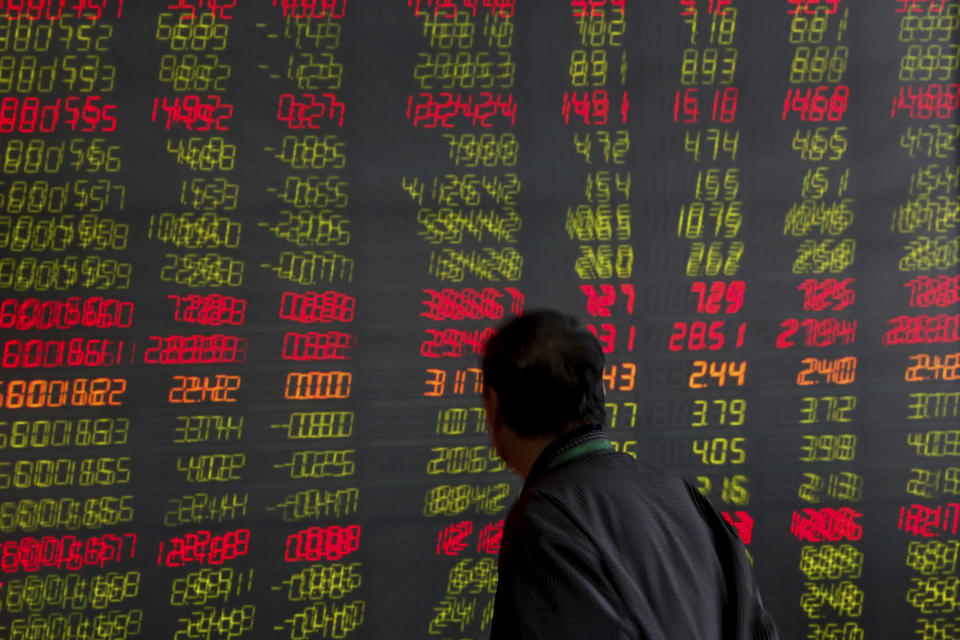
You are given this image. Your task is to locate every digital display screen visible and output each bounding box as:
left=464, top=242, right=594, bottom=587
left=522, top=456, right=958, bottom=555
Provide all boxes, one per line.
left=0, top=1, right=958, bottom=638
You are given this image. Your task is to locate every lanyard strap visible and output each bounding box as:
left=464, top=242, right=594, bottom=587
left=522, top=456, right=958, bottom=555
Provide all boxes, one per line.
left=546, top=439, right=614, bottom=473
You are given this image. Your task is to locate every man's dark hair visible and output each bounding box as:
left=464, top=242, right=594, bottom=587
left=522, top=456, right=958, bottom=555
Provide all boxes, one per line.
left=481, top=310, right=606, bottom=437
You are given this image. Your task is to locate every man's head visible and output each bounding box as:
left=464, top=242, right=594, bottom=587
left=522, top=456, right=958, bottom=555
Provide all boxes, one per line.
left=481, top=310, right=606, bottom=475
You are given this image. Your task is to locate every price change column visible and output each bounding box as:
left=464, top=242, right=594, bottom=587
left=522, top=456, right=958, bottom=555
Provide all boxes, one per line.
left=776, top=1, right=865, bottom=636
left=402, top=1, right=520, bottom=637
left=663, top=0, right=754, bottom=548
left=560, top=2, right=638, bottom=454
left=0, top=3, right=142, bottom=640
left=251, top=2, right=365, bottom=639
left=886, top=0, right=960, bottom=637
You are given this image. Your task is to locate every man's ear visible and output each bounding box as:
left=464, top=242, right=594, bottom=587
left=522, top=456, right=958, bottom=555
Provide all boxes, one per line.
left=482, top=386, right=500, bottom=432
left=482, top=387, right=508, bottom=461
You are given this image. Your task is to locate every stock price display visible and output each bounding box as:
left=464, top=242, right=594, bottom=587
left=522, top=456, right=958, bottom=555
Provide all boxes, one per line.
left=0, top=1, right=957, bottom=638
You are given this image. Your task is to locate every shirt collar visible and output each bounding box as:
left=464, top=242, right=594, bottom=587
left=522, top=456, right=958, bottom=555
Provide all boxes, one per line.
left=523, top=424, right=610, bottom=492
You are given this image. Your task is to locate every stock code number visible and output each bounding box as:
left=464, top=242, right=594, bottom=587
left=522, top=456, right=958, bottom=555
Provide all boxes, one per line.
left=0, top=377, right=125, bottom=408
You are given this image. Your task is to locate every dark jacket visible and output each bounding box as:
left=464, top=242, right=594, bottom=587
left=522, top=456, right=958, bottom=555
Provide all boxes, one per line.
left=490, top=426, right=779, bottom=640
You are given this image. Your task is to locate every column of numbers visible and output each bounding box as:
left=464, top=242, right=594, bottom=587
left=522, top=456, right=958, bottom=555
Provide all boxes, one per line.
left=0, top=4, right=141, bottom=638
left=406, top=2, right=518, bottom=637
left=891, top=1, right=960, bottom=638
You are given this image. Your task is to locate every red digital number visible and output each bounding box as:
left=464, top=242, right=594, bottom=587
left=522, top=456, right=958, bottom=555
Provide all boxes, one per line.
left=690, top=280, right=745, bottom=314
left=674, top=88, right=738, bottom=124
left=783, top=86, right=849, bottom=122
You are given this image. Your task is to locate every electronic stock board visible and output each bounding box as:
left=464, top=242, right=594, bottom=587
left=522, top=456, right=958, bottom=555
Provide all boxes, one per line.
left=0, top=0, right=958, bottom=638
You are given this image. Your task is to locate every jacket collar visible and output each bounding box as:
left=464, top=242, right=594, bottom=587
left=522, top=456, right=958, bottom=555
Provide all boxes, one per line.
left=523, top=424, right=610, bottom=492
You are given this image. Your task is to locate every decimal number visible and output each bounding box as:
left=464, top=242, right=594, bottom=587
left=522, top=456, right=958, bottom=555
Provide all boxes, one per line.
left=792, top=238, right=855, bottom=274
left=799, top=434, right=856, bottom=461
left=569, top=48, right=609, bottom=87
left=782, top=86, right=849, bottom=122
left=691, top=280, right=744, bottom=314
left=695, top=474, right=750, bottom=505
left=686, top=241, right=743, bottom=277
left=169, top=566, right=249, bottom=606
left=797, top=357, right=856, bottom=385
left=423, top=483, right=509, bottom=516
left=691, top=398, right=745, bottom=427
left=906, top=353, right=960, bottom=381
left=800, top=544, right=863, bottom=580
left=160, top=253, right=244, bottom=287
left=415, top=51, right=514, bottom=90
left=669, top=320, right=745, bottom=351
left=144, top=334, right=247, bottom=365
left=899, top=236, right=959, bottom=271
left=776, top=317, right=857, bottom=348
left=907, top=430, right=960, bottom=457
left=169, top=294, right=245, bottom=326
left=442, top=132, right=517, bottom=168
left=176, top=453, right=245, bottom=482
left=174, top=415, right=243, bottom=443
left=158, top=53, right=231, bottom=92
left=157, top=529, right=250, bottom=568
left=168, top=375, right=240, bottom=403
left=284, top=370, right=351, bottom=400
left=576, top=10, right=625, bottom=47
left=692, top=437, right=746, bottom=465
left=156, top=12, right=229, bottom=51
left=275, top=134, right=345, bottom=170
left=792, top=126, right=848, bottom=161
left=896, top=0, right=953, bottom=14
left=0, top=456, right=131, bottom=489
left=789, top=46, right=848, bottom=84
left=900, top=44, right=960, bottom=82
left=905, top=540, right=959, bottom=576
left=427, top=446, right=506, bottom=475
left=906, top=468, right=960, bottom=498
left=688, top=360, right=746, bottom=388
left=799, top=395, right=856, bottom=423
left=164, top=492, right=248, bottom=527
left=167, top=1, right=236, bottom=22
left=283, top=449, right=355, bottom=479
left=799, top=472, right=863, bottom=503
left=180, top=178, right=238, bottom=211
left=798, top=277, right=854, bottom=311
left=899, top=5, right=959, bottom=43
left=166, top=137, right=235, bottom=171
left=681, top=47, right=737, bottom=85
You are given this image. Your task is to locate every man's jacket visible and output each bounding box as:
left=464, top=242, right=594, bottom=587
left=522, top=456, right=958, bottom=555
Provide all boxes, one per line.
left=490, top=425, right=779, bottom=640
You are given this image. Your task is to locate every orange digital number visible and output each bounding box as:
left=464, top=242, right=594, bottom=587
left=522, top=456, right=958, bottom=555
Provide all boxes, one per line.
left=284, top=371, right=351, bottom=400
left=796, top=357, right=856, bottom=386
left=168, top=375, right=241, bottom=403
left=688, top=360, right=746, bottom=388
left=602, top=363, right=637, bottom=392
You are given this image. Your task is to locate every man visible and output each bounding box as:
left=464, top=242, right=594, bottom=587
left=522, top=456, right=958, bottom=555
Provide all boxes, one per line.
left=481, top=310, right=779, bottom=639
